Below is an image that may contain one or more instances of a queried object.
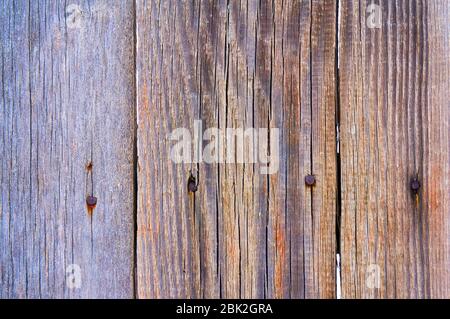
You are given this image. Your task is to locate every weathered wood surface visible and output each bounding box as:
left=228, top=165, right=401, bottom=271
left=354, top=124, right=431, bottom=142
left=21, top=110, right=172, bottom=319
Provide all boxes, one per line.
left=136, top=0, right=336, bottom=298
left=1, top=0, right=449, bottom=300
left=339, top=0, right=450, bottom=298
left=0, top=0, right=135, bottom=298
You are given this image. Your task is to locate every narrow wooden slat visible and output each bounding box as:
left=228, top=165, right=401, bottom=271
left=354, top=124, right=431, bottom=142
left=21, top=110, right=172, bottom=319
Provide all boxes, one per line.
left=310, top=0, right=338, bottom=298
left=136, top=0, right=336, bottom=299
left=339, top=0, right=450, bottom=298
left=136, top=0, right=203, bottom=298
left=0, top=0, right=135, bottom=298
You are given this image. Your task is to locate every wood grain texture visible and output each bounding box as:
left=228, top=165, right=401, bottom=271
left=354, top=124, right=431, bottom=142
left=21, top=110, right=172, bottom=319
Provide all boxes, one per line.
left=136, top=0, right=337, bottom=299
left=339, top=0, right=450, bottom=298
left=0, top=0, right=135, bottom=298
left=2, top=0, right=448, bottom=300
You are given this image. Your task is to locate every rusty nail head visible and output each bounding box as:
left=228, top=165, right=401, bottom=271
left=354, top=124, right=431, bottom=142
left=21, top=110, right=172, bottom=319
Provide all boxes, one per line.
left=86, top=195, right=97, bottom=207
left=305, top=174, right=316, bottom=186
left=188, top=177, right=198, bottom=193
left=410, top=179, right=421, bottom=192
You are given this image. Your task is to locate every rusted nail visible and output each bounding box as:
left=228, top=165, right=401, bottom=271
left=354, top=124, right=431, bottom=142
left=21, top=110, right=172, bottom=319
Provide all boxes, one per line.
left=188, top=175, right=198, bottom=193
left=410, top=178, right=421, bottom=192
left=86, top=195, right=97, bottom=208
left=305, top=174, right=316, bottom=186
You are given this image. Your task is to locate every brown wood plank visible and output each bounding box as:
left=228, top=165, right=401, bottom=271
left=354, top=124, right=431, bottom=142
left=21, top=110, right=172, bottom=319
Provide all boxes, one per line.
left=0, top=0, right=135, bottom=298
left=136, top=0, right=337, bottom=299
left=136, top=0, right=202, bottom=298
left=339, top=0, right=450, bottom=298
left=310, top=0, right=338, bottom=298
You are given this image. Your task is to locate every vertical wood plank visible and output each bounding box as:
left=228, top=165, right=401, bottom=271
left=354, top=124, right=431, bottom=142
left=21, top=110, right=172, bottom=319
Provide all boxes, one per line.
left=339, top=0, right=450, bottom=298
left=310, top=0, right=338, bottom=298
left=136, top=0, right=337, bottom=299
left=136, top=0, right=203, bottom=298
left=0, top=0, right=135, bottom=298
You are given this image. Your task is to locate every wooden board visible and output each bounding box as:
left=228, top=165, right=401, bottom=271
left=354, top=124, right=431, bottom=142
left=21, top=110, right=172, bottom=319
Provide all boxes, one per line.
left=0, top=0, right=135, bottom=298
left=339, top=0, right=450, bottom=298
left=136, top=0, right=337, bottom=298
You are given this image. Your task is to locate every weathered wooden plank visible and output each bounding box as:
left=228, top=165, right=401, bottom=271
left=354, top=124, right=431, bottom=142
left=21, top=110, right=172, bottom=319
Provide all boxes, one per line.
left=0, top=0, right=135, bottom=298
left=339, top=0, right=450, bottom=298
left=309, top=0, right=338, bottom=298
left=136, top=0, right=337, bottom=299
left=136, top=0, right=199, bottom=298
